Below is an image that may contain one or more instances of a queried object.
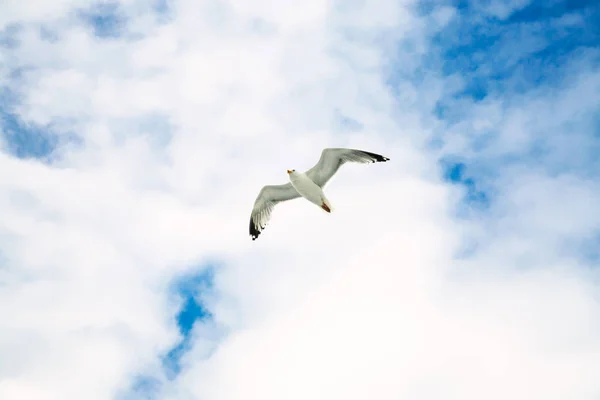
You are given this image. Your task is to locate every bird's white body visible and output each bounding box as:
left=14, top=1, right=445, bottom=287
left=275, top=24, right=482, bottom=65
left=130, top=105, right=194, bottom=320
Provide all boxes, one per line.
left=288, top=171, right=332, bottom=212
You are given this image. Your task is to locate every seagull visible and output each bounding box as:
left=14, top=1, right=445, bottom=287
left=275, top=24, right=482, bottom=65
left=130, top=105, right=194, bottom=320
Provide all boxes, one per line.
left=249, top=148, right=390, bottom=240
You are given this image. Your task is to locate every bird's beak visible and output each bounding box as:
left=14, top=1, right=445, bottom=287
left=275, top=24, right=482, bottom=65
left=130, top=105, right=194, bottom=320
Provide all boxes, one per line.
left=287, top=170, right=292, bottom=174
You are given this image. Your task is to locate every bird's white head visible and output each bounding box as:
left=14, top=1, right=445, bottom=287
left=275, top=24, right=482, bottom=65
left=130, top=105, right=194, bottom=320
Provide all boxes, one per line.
left=286, top=169, right=296, bottom=175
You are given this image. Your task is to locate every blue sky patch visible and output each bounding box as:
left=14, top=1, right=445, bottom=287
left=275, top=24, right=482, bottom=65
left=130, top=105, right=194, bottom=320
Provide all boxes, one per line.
left=123, top=376, right=162, bottom=400
left=1, top=111, right=58, bottom=159
left=0, top=87, right=59, bottom=160
left=420, top=0, right=600, bottom=204
left=1, top=87, right=82, bottom=162
left=78, top=3, right=127, bottom=39
left=162, top=268, right=214, bottom=378
left=433, top=0, right=600, bottom=101
left=440, top=159, right=491, bottom=210
left=119, top=267, right=216, bottom=398
left=505, top=0, right=593, bottom=24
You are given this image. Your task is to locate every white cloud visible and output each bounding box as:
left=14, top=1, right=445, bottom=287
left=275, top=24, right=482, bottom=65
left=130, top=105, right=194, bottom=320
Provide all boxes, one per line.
left=471, top=0, right=532, bottom=20
left=1, top=0, right=600, bottom=399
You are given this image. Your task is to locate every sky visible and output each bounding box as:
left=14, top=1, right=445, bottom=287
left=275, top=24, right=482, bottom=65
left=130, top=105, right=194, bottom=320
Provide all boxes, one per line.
left=1, top=0, right=600, bottom=399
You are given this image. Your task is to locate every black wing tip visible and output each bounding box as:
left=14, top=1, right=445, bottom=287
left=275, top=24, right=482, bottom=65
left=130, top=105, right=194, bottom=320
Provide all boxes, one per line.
left=249, top=217, right=262, bottom=241
left=359, top=150, right=390, bottom=163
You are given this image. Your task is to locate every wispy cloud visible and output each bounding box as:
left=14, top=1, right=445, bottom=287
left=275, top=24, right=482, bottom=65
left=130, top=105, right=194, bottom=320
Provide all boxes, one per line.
left=1, top=0, right=599, bottom=399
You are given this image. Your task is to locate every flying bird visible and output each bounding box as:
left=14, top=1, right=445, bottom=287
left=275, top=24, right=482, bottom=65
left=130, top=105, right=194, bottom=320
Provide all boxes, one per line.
left=249, top=148, right=390, bottom=240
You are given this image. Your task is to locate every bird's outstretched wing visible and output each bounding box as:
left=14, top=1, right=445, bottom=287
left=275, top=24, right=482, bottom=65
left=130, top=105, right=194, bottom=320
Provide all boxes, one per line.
left=249, top=183, right=300, bottom=240
left=305, top=148, right=390, bottom=188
